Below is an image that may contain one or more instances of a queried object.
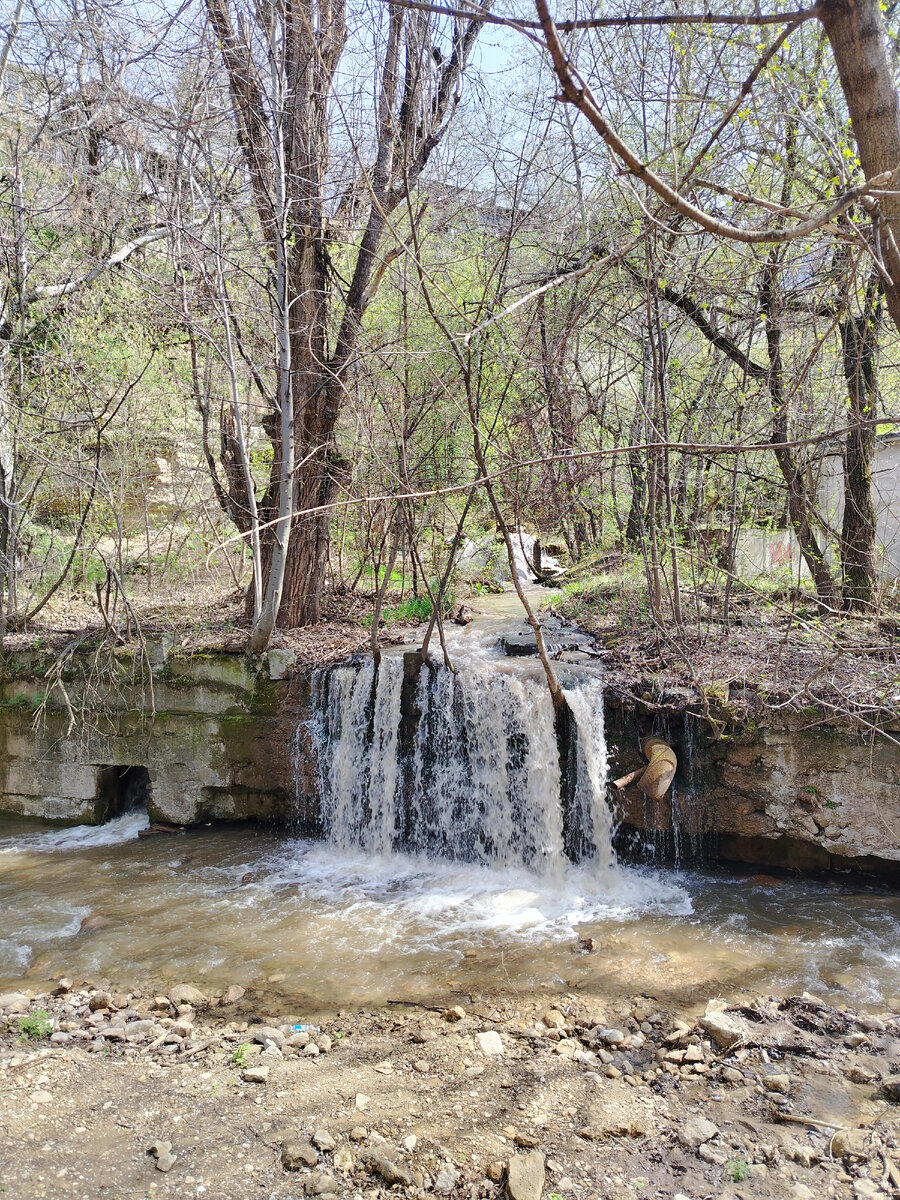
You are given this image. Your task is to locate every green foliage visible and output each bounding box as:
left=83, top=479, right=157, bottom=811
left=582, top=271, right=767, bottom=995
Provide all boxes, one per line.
left=230, top=1042, right=252, bottom=1067
left=18, top=1010, right=53, bottom=1040
left=727, top=1160, right=749, bottom=1182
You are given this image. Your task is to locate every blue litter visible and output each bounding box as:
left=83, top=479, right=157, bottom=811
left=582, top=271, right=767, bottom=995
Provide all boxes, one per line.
left=293, top=1024, right=320, bottom=1032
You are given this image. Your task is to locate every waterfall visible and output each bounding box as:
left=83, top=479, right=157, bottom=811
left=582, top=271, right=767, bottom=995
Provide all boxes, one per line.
left=312, top=652, right=614, bottom=875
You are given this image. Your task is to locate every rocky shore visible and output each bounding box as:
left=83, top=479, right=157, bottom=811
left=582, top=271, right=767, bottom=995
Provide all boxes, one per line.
left=2, top=981, right=899, bottom=1200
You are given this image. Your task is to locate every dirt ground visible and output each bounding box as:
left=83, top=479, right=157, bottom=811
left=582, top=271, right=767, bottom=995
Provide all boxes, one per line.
left=2, top=980, right=899, bottom=1200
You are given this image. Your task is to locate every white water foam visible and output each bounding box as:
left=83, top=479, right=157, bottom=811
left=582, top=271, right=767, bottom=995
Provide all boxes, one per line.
left=0, top=808, right=148, bottom=854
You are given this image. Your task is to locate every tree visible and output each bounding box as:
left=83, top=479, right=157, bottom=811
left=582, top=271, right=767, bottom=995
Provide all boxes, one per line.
left=205, top=0, right=483, bottom=643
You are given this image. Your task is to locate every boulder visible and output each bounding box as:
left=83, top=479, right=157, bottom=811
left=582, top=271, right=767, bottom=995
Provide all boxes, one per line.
left=506, top=1151, right=545, bottom=1200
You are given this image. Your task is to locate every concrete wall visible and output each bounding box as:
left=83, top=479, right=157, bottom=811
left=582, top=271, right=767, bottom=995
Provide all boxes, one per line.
left=817, top=434, right=900, bottom=578
left=0, top=650, right=314, bottom=828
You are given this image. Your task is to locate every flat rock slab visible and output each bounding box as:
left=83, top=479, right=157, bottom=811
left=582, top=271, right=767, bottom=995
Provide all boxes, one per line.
left=507, top=1151, right=545, bottom=1200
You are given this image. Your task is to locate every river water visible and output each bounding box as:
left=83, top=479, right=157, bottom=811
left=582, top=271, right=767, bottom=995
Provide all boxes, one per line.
left=1, top=594, right=898, bottom=1012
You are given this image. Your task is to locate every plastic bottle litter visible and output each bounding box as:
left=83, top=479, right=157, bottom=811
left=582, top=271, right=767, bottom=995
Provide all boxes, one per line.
left=293, top=1024, right=321, bottom=1033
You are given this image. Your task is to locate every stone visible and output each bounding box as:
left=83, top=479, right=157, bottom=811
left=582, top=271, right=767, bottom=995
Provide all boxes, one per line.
left=434, top=1167, right=460, bottom=1193
left=721, top=1067, right=744, bottom=1084
left=442, top=1006, right=466, bottom=1022
left=847, top=1064, right=880, bottom=1084
left=241, top=1066, right=269, bottom=1084
left=313, top=1130, right=337, bottom=1152
left=355, top=1093, right=370, bottom=1111
left=156, top=1153, right=177, bottom=1173
left=30, top=1090, right=52, bottom=1104
left=852, top=1181, right=884, bottom=1199
left=0, top=992, right=29, bottom=1012
left=222, top=984, right=246, bottom=1004
left=349, top=1127, right=368, bottom=1142
left=791, top=1186, right=815, bottom=1200
left=282, top=1141, right=319, bottom=1170
left=125, top=1020, right=156, bottom=1037
left=149, top=1141, right=172, bottom=1159
left=487, top=1162, right=505, bottom=1183
left=317, top=1034, right=333, bottom=1052
left=699, top=1011, right=749, bottom=1049
left=89, top=992, right=113, bottom=1012
left=476, top=1030, right=504, bottom=1056
left=597, top=1028, right=625, bottom=1045
left=304, top=1042, right=320, bottom=1057
left=50, top=1032, right=70, bottom=1045
left=250, top=1025, right=285, bottom=1049
left=363, top=1150, right=413, bottom=1187
left=514, top=1134, right=539, bottom=1149
left=683, top=1044, right=704, bottom=1063
left=764, top=1073, right=791, bottom=1094
left=677, top=1118, right=718, bottom=1148
left=168, top=984, right=208, bottom=1007
left=305, top=1174, right=340, bottom=1195
left=831, top=1128, right=869, bottom=1158
left=698, top=1144, right=728, bottom=1166
left=543, top=1010, right=565, bottom=1029
left=402, top=1136, right=417, bottom=1152
left=506, top=1151, right=545, bottom=1200
left=53, top=978, right=73, bottom=995
left=412, top=1028, right=437, bottom=1044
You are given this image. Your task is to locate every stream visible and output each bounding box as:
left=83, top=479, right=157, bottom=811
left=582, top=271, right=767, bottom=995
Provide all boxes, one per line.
left=1, top=591, right=899, bottom=1012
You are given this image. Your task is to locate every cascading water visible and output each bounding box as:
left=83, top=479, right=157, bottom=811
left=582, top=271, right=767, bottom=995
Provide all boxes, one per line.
left=312, top=648, right=613, bottom=874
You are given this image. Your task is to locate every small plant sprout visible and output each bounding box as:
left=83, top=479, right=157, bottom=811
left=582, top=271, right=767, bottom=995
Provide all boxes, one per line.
left=231, top=1042, right=252, bottom=1067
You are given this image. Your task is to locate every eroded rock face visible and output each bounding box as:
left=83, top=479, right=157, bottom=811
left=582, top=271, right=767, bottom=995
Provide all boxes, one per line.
left=610, top=711, right=900, bottom=877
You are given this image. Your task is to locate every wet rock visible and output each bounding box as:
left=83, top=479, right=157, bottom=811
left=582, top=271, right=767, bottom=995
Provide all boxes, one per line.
left=313, top=1130, right=336, bottom=1152
left=698, top=1011, right=749, bottom=1049
left=434, top=1167, right=460, bottom=1193
left=363, top=1149, right=413, bottom=1187
left=53, top=978, right=73, bottom=995
left=241, top=1066, right=269, bottom=1084
left=677, top=1118, right=718, bottom=1148
left=831, top=1128, right=869, bottom=1158
left=506, top=1150, right=545, bottom=1200
left=222, top=984, right=245, bottom=1005
left=476, top=1031, right=504, bottom=1056
left=282, top=1141, right=319, bottom=1170
left=80, top=914, right=113, bottom=932
left=168, top=984, right=208, bottom=1007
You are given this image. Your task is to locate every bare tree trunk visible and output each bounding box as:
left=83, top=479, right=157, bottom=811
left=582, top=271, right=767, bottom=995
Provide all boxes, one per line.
left=819, top=0, right=900, bottom=337
left=839, top=290, right=882, bottom=610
